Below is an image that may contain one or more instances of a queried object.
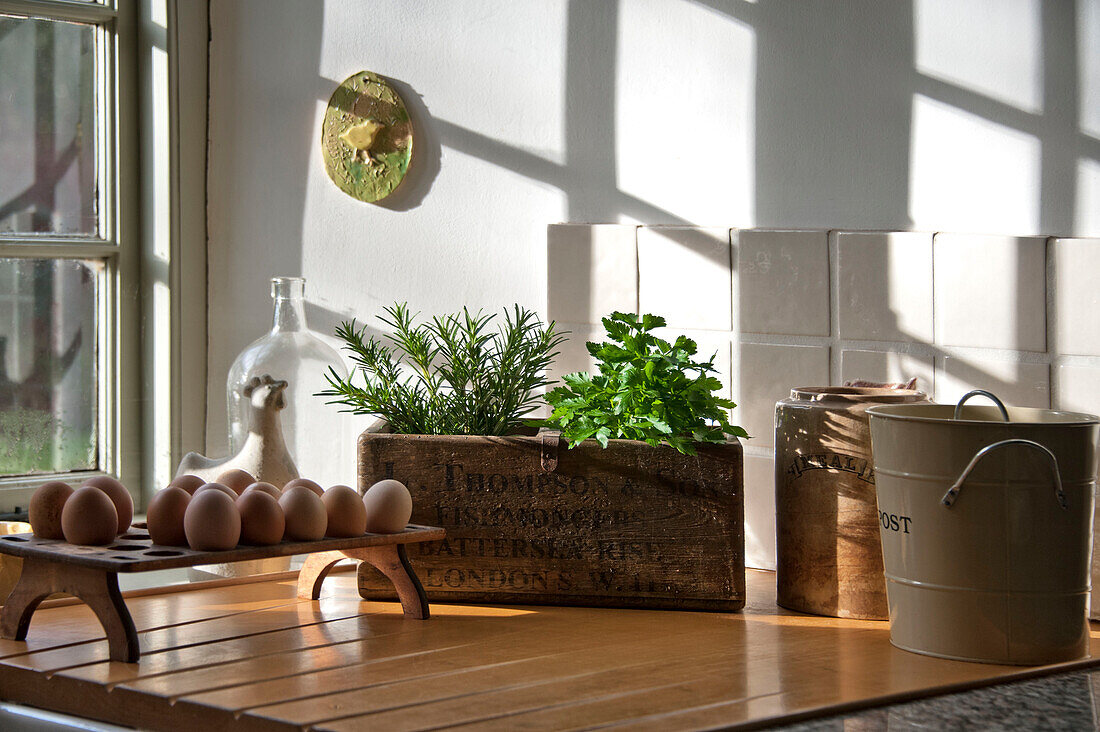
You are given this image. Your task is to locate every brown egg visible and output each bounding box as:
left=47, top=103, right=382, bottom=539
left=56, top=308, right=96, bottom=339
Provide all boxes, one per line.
left=323, top=485, right=367, bottom=537
left=169, top=474, right=205, bottom=495
left=283, top=477, right=324, bottom=497
left=61, top=486, right=118, bottom=546
left=236, top=491, right=285, bottom=545
left=216, top=469, right=255, bottom=496
left=29, top=481, right=74, bottom=540
left=183, top=489, right=241, bottom=551
left=244, top=481, right=282, bottom=500
left=278, top=485, right=327, bottom=541
left=147, top=487, right=192, bottom=546
left=362, top=479, right=413, bottom=534
left=194, top=482, right=238, bottom=500
left=81, top=475, right=133, bottom=535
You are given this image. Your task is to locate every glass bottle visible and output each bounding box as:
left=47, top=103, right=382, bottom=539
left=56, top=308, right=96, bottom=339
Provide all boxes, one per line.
left=226, top=277, right=351, bottom=487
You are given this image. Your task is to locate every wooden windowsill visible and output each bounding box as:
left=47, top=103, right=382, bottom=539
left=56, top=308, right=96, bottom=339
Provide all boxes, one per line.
left=0, top=569, right=1097, bottom=730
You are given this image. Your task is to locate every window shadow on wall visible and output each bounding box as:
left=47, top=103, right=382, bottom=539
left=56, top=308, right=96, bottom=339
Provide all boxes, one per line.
left=702, top=0, right=917, bottom=231
left=699, top=0, right=1081, bottom=407
left=204, top=3, right=325, bottom=449
left=281, top=0, right=1085, bottom=406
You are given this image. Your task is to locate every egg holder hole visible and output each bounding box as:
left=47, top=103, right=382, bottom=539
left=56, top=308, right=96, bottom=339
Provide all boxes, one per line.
left=0, top=524, right=445, bottom=663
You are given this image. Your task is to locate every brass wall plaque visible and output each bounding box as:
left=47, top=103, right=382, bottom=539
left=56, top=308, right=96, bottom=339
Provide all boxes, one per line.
left=322, top=71, right=413, bottom=203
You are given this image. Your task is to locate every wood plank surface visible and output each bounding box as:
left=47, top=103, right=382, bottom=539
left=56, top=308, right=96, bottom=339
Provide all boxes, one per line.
left=1, top=570, right=1098, bottom=731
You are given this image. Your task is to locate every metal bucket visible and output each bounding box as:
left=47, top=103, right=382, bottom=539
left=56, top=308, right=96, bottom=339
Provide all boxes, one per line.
left=867, top=390, right=1099, bottom=665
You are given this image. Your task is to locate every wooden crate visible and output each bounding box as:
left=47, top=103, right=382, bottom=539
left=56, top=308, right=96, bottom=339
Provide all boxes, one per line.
left=356, top=432, right=745, bottom=611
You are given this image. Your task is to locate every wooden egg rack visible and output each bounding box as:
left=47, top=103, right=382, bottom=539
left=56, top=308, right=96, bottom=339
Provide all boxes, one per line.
left=0, top=524, right=445, bottom=662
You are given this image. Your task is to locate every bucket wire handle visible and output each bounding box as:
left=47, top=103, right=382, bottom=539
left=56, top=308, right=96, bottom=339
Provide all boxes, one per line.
left=942, top=438, right=1067, bottom=509
left=953, top=390, right=1010, bottom=422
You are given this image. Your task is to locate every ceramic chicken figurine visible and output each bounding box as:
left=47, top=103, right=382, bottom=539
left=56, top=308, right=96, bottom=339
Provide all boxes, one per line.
left=176, top=375, right=299, bottom=487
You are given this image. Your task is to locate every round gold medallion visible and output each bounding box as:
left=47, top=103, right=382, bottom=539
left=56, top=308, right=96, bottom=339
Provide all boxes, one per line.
left=322, top=71, right=413, bottom=202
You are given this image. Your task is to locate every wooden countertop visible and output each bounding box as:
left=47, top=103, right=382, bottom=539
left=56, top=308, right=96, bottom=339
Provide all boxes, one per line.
left=1, top=569, right=1098, bottom=731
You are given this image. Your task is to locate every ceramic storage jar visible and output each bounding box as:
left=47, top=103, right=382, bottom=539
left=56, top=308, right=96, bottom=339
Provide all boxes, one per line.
left=775, top=386, right=929, bottom=620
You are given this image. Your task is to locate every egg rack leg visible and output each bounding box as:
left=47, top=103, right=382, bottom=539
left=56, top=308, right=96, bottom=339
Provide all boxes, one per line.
left=297, top=550, right=347, bottom=600
left=354, top=544, right=430, bottom=620
left=0, top=558, right=53, bottom=643
left=298, top=545, right=430, bottom=619
left=1, top=558, right=139, bottom=663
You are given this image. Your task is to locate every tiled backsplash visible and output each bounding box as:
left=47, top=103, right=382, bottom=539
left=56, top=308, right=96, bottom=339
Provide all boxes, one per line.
left=546, top=224, right=1100, bottom=570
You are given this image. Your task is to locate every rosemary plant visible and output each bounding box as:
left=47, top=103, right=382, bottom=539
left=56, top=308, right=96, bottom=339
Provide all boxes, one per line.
left=317, top=303, right=565, bottom=436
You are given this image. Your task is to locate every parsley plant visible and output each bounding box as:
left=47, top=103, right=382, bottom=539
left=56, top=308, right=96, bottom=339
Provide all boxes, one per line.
left=538, top=312, right=748, bottom=454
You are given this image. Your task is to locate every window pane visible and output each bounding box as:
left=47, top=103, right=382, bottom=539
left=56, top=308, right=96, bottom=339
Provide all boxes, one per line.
left=0, top=258, right=98, bottom=475
left=0, top=16, right=98, bottom=236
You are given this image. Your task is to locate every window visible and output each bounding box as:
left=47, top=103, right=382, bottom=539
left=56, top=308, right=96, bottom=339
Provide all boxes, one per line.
left=0, top=0, right=206, bottom=514
left=0, top=0, right=141, bottom=504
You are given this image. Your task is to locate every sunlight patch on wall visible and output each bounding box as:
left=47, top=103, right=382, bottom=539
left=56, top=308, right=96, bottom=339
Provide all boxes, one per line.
left=1077, top=158, right=1100, bottom=236
left=909, top=94, right=1040, bottom=234
left=322, top=0, right=569, bottom=166
left=305, top=144, right=565, bottom=314
left=615, top=0, right=755, bottom=226
left=1081, top=0, right=1100, bottom=138
left=915, top=0, right=1042, bottom=113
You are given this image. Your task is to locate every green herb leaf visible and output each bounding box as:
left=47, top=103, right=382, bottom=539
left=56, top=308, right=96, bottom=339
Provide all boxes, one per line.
left=317, top=304, right=565, bottom=436
left=537, top=312, right=749, bottom=454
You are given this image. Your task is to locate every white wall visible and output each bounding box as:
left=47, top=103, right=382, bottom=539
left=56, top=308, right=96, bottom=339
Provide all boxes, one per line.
left=205, top=0, right=1099, bottom=466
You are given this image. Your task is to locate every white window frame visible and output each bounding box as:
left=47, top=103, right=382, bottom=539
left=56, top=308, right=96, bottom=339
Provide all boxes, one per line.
left=0, top=0, right=207, bottom=514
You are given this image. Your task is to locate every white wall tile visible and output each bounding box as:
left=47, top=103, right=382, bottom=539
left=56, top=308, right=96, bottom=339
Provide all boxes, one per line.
left=1052, top=238, right=1100, bottom=356
left=737, top=343, right=831, bottom=448
left=655, top=328, right=732, bottom=400
left=934, top=233, right=1047, bottom=352
left=1055, top=364, right=1100, bottom=417
left=938, top=357, right=1050, bottom=409
left=840, top=349, right=935, bottom=395
left=737, top=230, right=830, bottom=336
left=743, top=453, right=776, bottom=570
left=638, top=226, right=732, bottom=331
left=547, top=224, right=637, bottom=326
left=697, top=332, right=733, bottom=401
left=545, top=322, right=605, bottom=389
left=910, top=95, right=1041, bottom=235
left=837, top=232, right=933, bottom=343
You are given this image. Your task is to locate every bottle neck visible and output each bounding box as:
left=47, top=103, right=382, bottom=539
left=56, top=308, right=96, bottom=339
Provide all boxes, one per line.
left=270, top=277, right=306, bottom=333
left=272, top=296, right=305, bottom=333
